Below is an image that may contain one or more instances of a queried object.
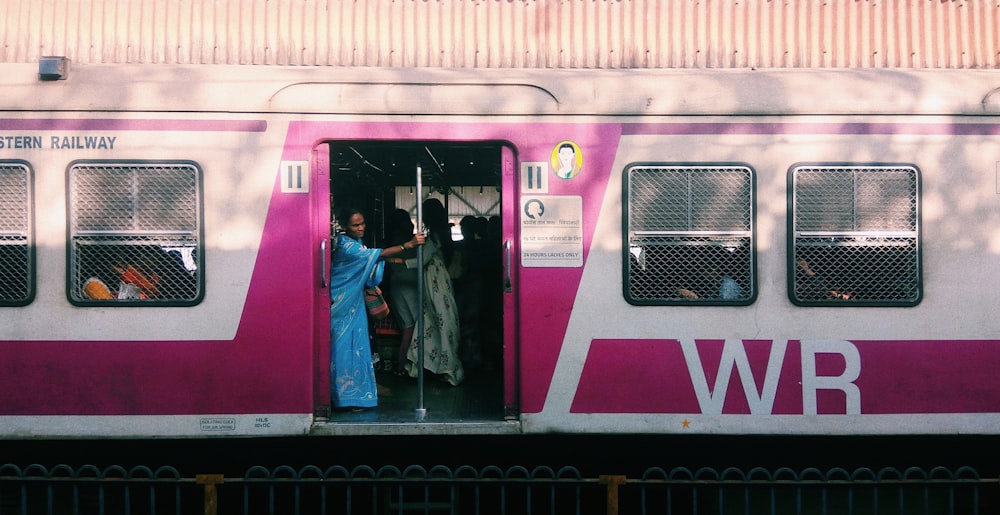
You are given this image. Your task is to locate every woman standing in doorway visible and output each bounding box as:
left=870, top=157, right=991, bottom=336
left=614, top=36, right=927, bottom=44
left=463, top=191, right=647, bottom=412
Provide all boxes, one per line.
left=403, top=198, right=464, bottom=386
left=384, top=208, right=420, bottom=374
left=329, top=207, right=424, bottom=410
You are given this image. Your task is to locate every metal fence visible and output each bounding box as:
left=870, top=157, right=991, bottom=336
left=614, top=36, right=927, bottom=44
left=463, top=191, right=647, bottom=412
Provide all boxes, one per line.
left=0, top=463, right=196, bottom=515
left=1, top=463, right=996, bottom=515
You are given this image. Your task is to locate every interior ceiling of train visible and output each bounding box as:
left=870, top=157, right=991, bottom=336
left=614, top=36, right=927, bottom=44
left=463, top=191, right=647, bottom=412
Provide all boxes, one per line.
left=330, top=142, right=501, bottom=191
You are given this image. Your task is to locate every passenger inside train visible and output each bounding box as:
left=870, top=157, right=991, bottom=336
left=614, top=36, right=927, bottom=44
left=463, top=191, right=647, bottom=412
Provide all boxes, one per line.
left=325, top=141, right=506, bottom=423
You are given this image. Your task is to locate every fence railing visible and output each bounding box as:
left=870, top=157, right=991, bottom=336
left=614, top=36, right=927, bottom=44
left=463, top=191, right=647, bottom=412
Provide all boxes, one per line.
left=1, top=463, right=996, bottom=515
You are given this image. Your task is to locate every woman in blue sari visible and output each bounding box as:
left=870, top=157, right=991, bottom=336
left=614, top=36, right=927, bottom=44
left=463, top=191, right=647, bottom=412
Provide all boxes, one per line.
left=330, top=207, right=424, bottom=410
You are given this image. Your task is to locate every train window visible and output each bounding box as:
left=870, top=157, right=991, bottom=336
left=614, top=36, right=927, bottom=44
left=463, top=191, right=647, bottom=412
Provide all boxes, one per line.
left=623, top=164, right=755, bottom=306
left=67, top=161, right=204, bottom=306
left=0, top=161, right=34, bottom=306
left=789, top=164, right=921, bottom=307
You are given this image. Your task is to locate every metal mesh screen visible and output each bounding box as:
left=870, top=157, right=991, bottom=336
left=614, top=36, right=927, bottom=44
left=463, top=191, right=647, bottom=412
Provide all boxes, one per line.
left=69, top=162, right=202, bottom=305
left=625, top=166, right=754, bottom=304
left=791, top=165, right=919, bottom=305
left=0, top=162, right=32, bottom=305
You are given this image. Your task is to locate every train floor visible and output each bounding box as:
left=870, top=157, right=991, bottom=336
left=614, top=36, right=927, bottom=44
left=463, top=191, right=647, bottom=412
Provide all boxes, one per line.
left=325, top=335, right=506, bottom=425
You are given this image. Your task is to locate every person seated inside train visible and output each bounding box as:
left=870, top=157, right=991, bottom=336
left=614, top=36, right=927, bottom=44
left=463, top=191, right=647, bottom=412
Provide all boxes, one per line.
left=676, top=267, right=744, bottom=300
left=795, top=258, right=854, bottom=300
left=81, top=245, right=198, bottom=301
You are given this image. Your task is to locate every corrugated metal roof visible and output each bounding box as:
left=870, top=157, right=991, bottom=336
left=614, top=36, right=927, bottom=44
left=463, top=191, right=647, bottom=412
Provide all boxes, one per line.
left=1, top=0, right=997, bottom=69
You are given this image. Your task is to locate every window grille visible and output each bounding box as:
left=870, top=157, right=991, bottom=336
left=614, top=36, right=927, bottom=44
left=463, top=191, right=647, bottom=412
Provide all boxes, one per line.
left=790, top=165, right=920, bottom=306
left=68, top=161, right=203, bottom=305
left=0, top=161, right=33, bottom=306
left=624, top=165, right=755, bottom=305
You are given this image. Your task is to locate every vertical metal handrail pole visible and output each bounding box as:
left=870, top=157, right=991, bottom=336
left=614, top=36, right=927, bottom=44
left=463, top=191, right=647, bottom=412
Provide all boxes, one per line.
left=415, top=165, right=426, bottom=420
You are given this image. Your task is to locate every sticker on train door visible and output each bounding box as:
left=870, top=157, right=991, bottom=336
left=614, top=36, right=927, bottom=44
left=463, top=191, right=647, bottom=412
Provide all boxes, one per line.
left=522, top=162, right=549, bottom=193
left=280, top=161, right=309, bottom=193
left=551, top=140, right=582, bottom=180
left=520, top=195, right=583, bottom=267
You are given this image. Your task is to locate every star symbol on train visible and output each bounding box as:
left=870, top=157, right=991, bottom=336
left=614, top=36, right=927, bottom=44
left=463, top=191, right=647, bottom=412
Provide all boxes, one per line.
left=681, top=419, right=690, bottom=428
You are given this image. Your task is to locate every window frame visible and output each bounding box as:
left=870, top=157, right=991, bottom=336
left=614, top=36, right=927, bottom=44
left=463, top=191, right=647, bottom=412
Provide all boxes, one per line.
left=622, top=162, right=757, bottom=307
left=66, top=159, right=205, bottom=307
left=787, top=162, right=922, bottom=307
left=0, top=160, right=35, bottom=307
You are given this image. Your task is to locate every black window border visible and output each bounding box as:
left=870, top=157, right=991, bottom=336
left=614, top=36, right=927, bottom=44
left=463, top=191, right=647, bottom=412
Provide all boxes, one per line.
left=66, top=159, right=206, bottom=307
left=0, top=159, right=35, bottom=307
left=622, top=161, right=758, bottom=307
left=786, top=162, right=922, bottom=308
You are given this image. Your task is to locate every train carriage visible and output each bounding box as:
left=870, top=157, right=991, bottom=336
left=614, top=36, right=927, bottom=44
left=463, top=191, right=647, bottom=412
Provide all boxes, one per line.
left=1, top=62, right=1000, bottom=438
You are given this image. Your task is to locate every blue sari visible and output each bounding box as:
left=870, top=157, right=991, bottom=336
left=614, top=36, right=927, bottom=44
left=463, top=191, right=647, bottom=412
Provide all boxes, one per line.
left=329, top=233, right=384, bottom=408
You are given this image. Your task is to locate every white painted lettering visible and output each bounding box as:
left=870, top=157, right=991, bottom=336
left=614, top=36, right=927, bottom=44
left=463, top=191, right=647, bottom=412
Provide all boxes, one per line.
left=800, top=340, right=861, bottom=415
left=49, top=135, right=117, bottom=150
left=681, top=339, right=787, bottom=415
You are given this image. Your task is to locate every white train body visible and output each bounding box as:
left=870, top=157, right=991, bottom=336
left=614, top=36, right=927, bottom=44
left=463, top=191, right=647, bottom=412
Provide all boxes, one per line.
left=0, top=63, right=999, bottom=437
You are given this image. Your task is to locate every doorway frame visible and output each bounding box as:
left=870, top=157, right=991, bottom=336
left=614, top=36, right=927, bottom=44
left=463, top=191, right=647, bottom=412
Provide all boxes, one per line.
left=311, top=140, right=520, bottom=420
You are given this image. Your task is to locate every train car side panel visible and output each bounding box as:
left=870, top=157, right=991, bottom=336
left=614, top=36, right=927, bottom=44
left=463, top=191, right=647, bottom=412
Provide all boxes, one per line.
left=0, top=114, right=318, bottom=437
left=526, top=123, right=1000, bottom=434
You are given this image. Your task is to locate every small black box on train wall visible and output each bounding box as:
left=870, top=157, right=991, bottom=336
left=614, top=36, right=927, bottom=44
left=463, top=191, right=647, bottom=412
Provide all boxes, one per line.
left=39, top=56, right=70, bottom=81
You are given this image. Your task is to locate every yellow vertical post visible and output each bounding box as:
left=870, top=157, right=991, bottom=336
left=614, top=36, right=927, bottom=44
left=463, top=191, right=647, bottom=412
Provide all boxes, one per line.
left=196, top=474, right=225, bottom=515
left=599, top=475, right=627, bottom=515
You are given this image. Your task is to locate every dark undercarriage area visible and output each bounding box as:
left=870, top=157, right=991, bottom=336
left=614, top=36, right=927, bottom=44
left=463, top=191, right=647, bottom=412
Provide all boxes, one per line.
left=2, top=435, right=999, bottom=514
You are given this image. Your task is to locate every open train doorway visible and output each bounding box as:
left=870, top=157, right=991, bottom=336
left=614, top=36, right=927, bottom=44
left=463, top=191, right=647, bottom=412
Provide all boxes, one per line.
left=319, top=140, right=512, bottom=429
